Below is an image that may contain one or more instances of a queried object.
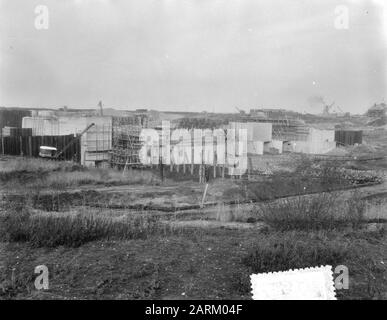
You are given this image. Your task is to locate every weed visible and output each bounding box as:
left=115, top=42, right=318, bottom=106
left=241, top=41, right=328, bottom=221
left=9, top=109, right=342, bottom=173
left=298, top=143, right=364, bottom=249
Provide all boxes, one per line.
left=0, top=209, right=162, bottom=247
left=242, top=231, right=352, bottom=273
left=257, top=192, right=365, bottom=231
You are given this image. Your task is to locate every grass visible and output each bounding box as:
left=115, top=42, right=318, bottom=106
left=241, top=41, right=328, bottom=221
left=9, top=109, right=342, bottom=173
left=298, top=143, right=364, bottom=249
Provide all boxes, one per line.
left=215, top=202, right=256, bottom=223
left=257, top=191, right=365, bottom=231
left=0, top=209, right=164, bottom=247
left=241, top=229, right=386, bottom=299
left=242, top=231, right=352, bottom=273
left=0, top=157, right=160, bottom=191
left=1, top=227, right=384, bottom=299
left=0, top=156, right=385, bottom=300
left=214, top=190, right=365, bottom=228
left=44, top=168, right=159, bottom=189
left=0, top=157, right=78, bottom=173
left=224, top=158, right=382, bottom=204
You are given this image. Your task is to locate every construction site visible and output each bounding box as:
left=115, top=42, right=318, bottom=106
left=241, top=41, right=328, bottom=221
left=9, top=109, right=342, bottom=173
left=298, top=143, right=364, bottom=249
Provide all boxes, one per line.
left=0, top=102, right=373, bottom=174
left=0, top=101, right=386, bottom=300
left=2, top=0, right=387, bottom=304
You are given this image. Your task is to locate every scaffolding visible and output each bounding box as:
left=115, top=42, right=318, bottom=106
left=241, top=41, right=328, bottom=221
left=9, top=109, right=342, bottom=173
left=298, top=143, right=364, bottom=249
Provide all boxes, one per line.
left=110, top=116, right=147, bottom=167
left=234, top=116, right=310, bottom=141
left=271, top=118, right=310, bottom=141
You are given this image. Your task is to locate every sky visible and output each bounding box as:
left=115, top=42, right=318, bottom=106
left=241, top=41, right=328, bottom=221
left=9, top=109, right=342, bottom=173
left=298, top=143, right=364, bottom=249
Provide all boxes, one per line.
left=0, top=0, right=386, bottom=114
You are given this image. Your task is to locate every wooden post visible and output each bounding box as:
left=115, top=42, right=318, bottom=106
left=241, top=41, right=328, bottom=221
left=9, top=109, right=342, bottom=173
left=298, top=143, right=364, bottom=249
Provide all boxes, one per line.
left=213, top=153, right=216, bottom=179
left=28, top=136, right=32, bottom=156
left=20, top=136, right=23, bottom=156
left=200, top=183, right=209, bottom=208
left=248, top=157, right=253, bottom=180
left=159, top=157, right=164, bottom=182
left=190, top=143, right=194, bottom=175
left=1, top=136, right=4, bottom=155
left=200, top=144, right=204, bottom=183
left=122, top=159, right=129, bottom=177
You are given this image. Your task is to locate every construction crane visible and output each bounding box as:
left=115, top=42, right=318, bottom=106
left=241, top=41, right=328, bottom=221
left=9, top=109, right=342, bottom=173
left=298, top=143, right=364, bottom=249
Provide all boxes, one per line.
left=235, top=107, right=246, bottom=115
left=323, top=101, right=335, bottom=115
left=336, top=105, right=344, bottom=113
left=53, top=123, right=95, bottom=159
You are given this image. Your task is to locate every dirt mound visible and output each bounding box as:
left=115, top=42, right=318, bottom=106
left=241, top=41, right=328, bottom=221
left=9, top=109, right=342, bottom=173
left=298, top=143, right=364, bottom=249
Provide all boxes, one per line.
left=327, top=144, right=379, bottom=157
left=347, top=144, right=377, bottom=156
left=367, top=117, right=387, bottom=127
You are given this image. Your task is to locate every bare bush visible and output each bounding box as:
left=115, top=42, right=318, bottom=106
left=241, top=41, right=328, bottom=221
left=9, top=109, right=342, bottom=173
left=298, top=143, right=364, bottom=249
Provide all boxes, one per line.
left=0, top=209, right=161, bottom=247
left=242, top=231, right=352, bottom=273
left=215, top=202, right=255, bottom=223
left=1, top=160, right=160, bottom=191
left=257, top=191, right=365, bottom=231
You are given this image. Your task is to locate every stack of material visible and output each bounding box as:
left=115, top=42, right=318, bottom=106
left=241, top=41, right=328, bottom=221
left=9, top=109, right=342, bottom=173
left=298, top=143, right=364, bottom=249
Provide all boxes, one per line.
left=335, top=130, right=362, bottom=146
left=1, top=126, right=32, bottom=137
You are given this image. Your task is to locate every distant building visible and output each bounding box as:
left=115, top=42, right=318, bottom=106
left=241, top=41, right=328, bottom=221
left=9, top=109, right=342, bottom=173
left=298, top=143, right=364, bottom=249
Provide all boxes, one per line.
left=0, top=107, right=31, bottom=130
left=335, top=130, right=363, bottom=146
left=249, top=108, right=300, bottom=119
left=366, top=102, right=386, bottom=118
left=22, top=113, right=112, bottom=167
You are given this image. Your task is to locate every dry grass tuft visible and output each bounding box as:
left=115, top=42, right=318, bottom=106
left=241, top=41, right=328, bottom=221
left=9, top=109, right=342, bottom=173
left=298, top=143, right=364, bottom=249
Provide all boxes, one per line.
left=0, top=209, right=161, bottom=247
left=257, top=191, right=365, bottom=231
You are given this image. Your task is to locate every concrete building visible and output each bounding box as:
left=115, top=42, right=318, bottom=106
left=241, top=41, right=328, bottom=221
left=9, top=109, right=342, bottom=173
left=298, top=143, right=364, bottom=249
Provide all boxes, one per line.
left=22, top=113, right=112, bottom=166
left=264, top=140, right=283, bottom=154
left=229, top=122, right=272, bottom=155
left=285, top=128, right=336, bottom=154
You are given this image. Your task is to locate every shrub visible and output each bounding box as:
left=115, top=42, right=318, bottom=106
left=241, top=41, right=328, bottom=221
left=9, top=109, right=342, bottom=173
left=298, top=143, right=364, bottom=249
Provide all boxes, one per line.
left=45, top=168, right=159, bottom=188
left=242, top=231, right=352, bottom=273
left=0, top=158, right=160, bottom=191
left=0, top=210, right=161, bottom=247
left=215, top=202, right=255, bottom=223
left=257, top=192, right=365, bottom=231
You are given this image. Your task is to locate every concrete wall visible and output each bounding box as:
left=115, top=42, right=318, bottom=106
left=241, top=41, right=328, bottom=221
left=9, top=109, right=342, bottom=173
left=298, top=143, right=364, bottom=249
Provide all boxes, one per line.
left=81, top=151, right=110, bottom=167
left=22, top=117, right=60, bottom=136
left=22, top=115, right=112, bottom=136
left=263, top=140, right=283, bottom=154
left=272, top=140, right=283, bottom=153
left=229, top=122, right=272, bottom=142
left=290, top=128, right=336, bottom=154
left=247, top=141, right=264, bottom=155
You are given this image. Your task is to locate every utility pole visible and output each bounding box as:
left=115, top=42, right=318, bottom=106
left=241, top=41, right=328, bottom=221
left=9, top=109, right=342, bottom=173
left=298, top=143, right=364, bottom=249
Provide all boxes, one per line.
left=98, top=100, right=103, bottom=116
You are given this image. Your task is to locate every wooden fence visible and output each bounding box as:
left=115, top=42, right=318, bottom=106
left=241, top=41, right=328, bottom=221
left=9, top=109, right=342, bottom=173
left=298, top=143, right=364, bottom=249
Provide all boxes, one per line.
left=0, top=134, right=81, bottom=162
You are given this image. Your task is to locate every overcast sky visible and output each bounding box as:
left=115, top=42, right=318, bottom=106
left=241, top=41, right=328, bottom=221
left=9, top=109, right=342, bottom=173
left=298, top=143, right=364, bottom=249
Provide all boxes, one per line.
left=0, top=0, right=386, bottom=114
